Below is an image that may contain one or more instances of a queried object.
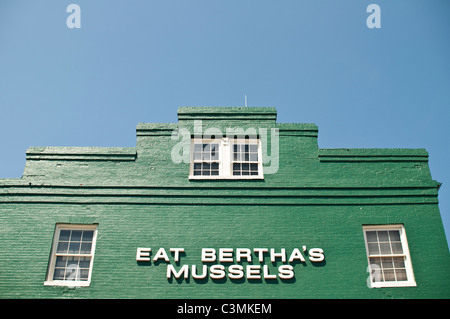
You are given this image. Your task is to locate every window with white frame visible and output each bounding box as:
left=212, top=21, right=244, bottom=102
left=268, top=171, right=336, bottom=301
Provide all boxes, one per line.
left=363, top=225, right=416, bottom=288
left=44, top=224, right=98, bottom=287
left=232, top=143, right=259, bottom=176
left=189, top=137, right=263, bottom=179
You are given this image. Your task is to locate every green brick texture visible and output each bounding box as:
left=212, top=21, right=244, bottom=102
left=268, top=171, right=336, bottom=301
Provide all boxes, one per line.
left=0, top=107, right=449, bottom=299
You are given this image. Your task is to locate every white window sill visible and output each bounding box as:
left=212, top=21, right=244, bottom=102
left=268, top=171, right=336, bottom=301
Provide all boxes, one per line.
left=369, top=281, right=417, bottom=288
left=44, top=280, right=91, bottom=287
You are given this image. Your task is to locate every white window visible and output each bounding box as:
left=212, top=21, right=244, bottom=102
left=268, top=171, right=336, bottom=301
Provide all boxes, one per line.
left=363, top=225, right=416, bottom=288
left=44, top=224, right=98, bottom=287
left=189, top=138, right=263, bottom=179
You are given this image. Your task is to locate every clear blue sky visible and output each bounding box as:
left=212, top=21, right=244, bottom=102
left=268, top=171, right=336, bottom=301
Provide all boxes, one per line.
left=1, top=1, right=449, bottom=248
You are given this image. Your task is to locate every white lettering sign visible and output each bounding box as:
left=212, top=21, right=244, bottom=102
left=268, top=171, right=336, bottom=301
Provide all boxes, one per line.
left=136, top=246, right=325, bottom=282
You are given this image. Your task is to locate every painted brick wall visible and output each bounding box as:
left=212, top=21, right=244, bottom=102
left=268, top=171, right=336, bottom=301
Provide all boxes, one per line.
left=0, top=107, right=449, bottom=298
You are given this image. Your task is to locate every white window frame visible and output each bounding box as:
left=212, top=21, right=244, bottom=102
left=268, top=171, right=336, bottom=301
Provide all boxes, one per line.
left=363, top=224, right=416, bottom=288
left=44, top=224, right=98, bottom=287
left=189, top=137, right=264, bottom=180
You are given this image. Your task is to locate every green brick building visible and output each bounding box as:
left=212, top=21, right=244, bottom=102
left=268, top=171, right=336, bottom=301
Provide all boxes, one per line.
left=1, top=106, right=449, bottom=299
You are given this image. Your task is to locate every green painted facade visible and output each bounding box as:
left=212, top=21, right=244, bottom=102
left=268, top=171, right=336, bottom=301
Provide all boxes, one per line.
left=0, top=107, right=449, bottom=298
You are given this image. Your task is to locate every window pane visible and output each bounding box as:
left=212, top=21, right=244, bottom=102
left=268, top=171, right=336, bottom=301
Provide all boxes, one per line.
left=396, top=269, right=407, bottom=281
left=369, top=258, right=382, bottom=282
left=378, top=231, right=389, bottom=242
left=66, top=256, right=78, bottom=264
left=233, top=162, right=241, bottom=176
left=233, top=145, right=240, bottom=161
left=56, top=242, right=69, bottom=254
left=55, top=256, right=67, bottom=268
left=80, top=269, right=90, bottom=280
left=211, top=150, right=218, bottom=161
left=389, top=230, right=401, bottom=242
left=69, top=242, right=80, bottom=254
left=53, top=268, right=65, bottom=280
left=368, top=243, right=379, bottom=255
left=379, top=243, right=391, bottom=255
left=249, top=144, right=258, bottom=152
left=391, top=242, right=403, bottom=254
left=82, top=230, right=94, bottom=242
left=71, top=230, right=82, bottom=242
left=80, top=242, right=92, bottom=254
left=384, top=269, right=395, bottom=281
left=366, top=231, right=378, bottom=243
left=79, top=257, right=91, bottom=269
left=65, top=265, right=79, bottom=280
left=369, top=257, right=381, bottom=268
left=381, top=257, right=393, bottom=269
left=393, top=257, right=405, bottom=268
left=59, top=230, right=71, bottom=241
